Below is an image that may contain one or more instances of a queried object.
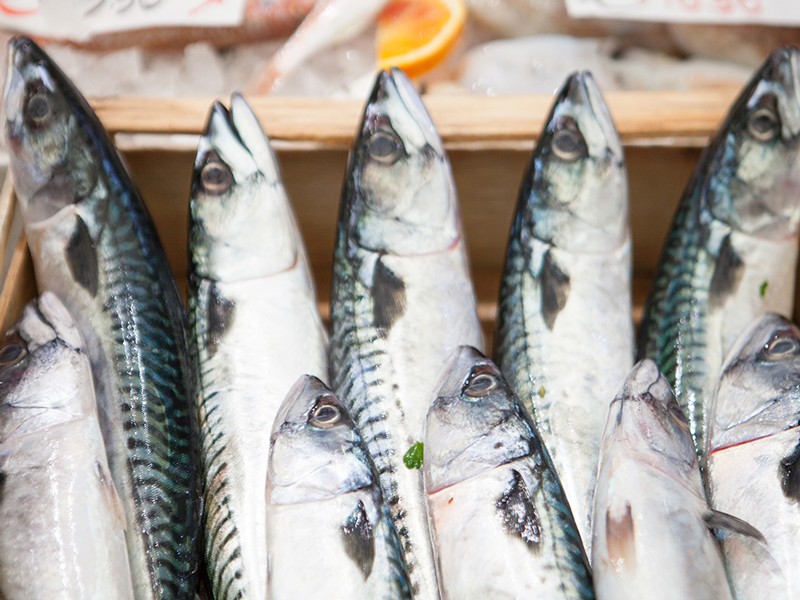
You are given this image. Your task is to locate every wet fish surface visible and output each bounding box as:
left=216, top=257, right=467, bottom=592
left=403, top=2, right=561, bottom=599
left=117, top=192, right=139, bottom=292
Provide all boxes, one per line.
left=329, top=67, right=483, bottom=599
left=189, top=94, right=329, bottom=600
left=638, top=46, right=800, bottom=457
left=494, top=70, right=633, bottom=549
left=3, top=37, right=200, bottom=599
left=707, top=313, right=800, bottom=599
left=266, top=376, right=411, bottom=599
left=424, top=346, right=594, bottom=599
left=0, top=293, right=134, bottom=599
left=592, top=359, right=737, bottom=600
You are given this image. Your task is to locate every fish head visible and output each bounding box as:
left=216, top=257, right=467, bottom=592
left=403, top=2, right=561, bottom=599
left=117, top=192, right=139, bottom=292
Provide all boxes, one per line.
left=190, top=95, right=299, bottom=282
left=605, top=359, right=697, bottom=474
left=0, top=292, right=93, bottom=442
left=267, top=375, right=374, bottom=505
left=708, top=46, right=800, bottom=239
left=526, top=71, right=628, bottom=254
left=425, top=346, right=532, bottom=494
left=4, top=36, right=105, bottom=229
left=340, top=68, right=459, bottom=256
left=710, top=314, right=800, bottom=453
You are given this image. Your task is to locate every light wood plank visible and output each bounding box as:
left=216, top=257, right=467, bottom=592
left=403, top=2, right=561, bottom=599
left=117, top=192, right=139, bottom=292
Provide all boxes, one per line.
left=90, top=89, right=739, bottom=147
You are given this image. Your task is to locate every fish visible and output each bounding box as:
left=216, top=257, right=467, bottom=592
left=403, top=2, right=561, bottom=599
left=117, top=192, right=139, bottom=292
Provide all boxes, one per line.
left=0, top=293, right=135, bottom=600
left=424, top=345, right=594, bottom=599
left=493, top=70, right=633, bottom=551
left=3, top=36, right=200, bottom=599
left=329, top=67, right=483, bottom=599
left=265, top=375, right=412, bottom=599
left=591, top=359, right=751, bottom=600
left=706, top=313, right=800, bottom=599
left=189, top=94, right=329, bottom=600
left=638, top=46, right=800, bottom=457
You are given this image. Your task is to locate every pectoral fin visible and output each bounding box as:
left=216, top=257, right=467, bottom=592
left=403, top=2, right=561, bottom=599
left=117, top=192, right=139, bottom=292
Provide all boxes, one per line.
left=541, top=251, right=569, bottom=330
left=704, top=509, right=764, bottom=542
left=606, top=503, right=636, bottom=567
left=497, top=469, right=541, bottom=550
left=341, top=500, right=375, bottom=579
left=709, top=234, right=743, bottom=308
left=373, top=259, right=406, bottom=337
left=96, top=461, right=127, bottom=531
left=66, top=217, right=98, bottom=297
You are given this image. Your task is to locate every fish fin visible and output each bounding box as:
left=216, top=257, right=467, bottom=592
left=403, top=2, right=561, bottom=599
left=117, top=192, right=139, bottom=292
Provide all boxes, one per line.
left=206, top=283, right=235, bottom=355
left=541, top=251, right=569, bottom=330
left=373, top=259, right=406, bottom=336
left=96, top=461, right=127, bottom=531
left=779, top=440, right=800, bottom=503
left=709, top=234, right=743, bottom=309
left=606, top=503, right=636, bottom=568
left=66, top=216, right=98, bottom=297
left=704, top=510, right=765, bottom=543
left=496, top=469, right=541, bottom=549
left=340, top=499, right=375, bottom=579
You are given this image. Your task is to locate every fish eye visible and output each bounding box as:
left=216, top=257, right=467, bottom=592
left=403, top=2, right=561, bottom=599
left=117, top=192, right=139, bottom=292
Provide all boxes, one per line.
left=200, top=160, right=234, bottom=195
left=24, top=89, right=54, bottom=128
left=309, top=398, right=343, bottom=428
left=367, top=130, right=404, bottom=165
left=0, top=337, right=27, bottom=367
left=464, top=368, right=500, bottom=398
left=747, top=107, right=780, bottom=142
left=762, top=332, right=800, bottom=359
left=551, top=119, right=587, bottom=161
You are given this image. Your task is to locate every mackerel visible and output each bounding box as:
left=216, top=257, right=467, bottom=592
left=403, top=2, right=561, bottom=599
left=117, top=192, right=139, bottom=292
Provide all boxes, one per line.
left=592, top=359, right=750, bottom=600
left=494, top=71, right=632, bottom=549
left=638, top=47, right=800, bottom=457
left=425, top=346, right=594, bottom=599
left=0, top=293, right=134, bottom=599
left=266, top=376, right=411, bottom=599
left=3, top=37, right=199, bottom=599
left=189, top=95, right=328, bottom=599
left=329, top=68, right=483, bottom=598
left=707, top=313, right=800, bottom=599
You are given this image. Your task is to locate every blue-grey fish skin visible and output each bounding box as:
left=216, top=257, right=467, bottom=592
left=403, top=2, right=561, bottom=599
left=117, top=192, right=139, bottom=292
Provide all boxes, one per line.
left=3, top=36, right=200, bottom=599
left=638, top=46, right=800, bottom=456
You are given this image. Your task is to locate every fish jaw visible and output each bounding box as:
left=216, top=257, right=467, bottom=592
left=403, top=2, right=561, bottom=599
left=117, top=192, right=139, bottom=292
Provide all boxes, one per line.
left=525, top=70, right=628, bottom=255
left=190, top=96, right=299, bottom=282
left=340, top=68, right=460, bottom=256
left=710, top=313, right=800, bottom=453
left=268, top=375, right=374, bottom=505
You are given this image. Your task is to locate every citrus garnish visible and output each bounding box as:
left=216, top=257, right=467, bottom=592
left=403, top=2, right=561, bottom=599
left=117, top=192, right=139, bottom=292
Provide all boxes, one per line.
left=376, top=0, right=466, bottom=78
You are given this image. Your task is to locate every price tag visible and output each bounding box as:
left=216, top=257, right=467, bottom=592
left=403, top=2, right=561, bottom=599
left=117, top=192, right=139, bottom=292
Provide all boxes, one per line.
left=0, top=0, right=248, bottom=41
left=564, top=0, right=799, bottom=26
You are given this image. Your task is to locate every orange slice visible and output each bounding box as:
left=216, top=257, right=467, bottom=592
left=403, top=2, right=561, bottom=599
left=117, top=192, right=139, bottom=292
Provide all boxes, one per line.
left=376, top=0, right=466, bottom=79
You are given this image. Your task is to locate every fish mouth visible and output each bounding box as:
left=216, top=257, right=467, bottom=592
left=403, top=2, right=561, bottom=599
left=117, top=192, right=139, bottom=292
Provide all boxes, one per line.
left=561, top=70, right=623, bottom=162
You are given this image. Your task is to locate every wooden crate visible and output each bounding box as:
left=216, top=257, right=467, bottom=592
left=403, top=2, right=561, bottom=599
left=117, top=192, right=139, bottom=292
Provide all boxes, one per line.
left=0, top=91, right=739, bottom=342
